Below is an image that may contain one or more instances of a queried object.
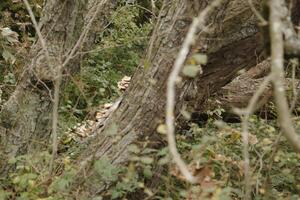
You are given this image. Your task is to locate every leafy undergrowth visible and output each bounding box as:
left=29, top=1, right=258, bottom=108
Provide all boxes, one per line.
left=171, top=117, right=300, bottom=199
left=122, top=116, right=300, bottom=200
left=1, top=114, right=300, bottom=200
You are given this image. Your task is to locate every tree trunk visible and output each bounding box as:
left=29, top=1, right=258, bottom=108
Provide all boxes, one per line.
left=204, top=60, right=272, bottom=112
left=200, top=60, right=300, bottom=120
left=0, top=0, right=116, bottom=172
left=77, top=0, right=270, bottom=195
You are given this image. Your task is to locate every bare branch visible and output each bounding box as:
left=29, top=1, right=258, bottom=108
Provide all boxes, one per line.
left=234, top=74, right=272, bottom=200
left=49, top=69, right=62, bottom=173
left=62, top=0, right=108, bottom=69
left=23, top=0, right=50, bottom=63
left=269, top=0, right=300, bottom=152
left=166, top=0, right=223, bottom=183
left=247, top=0, right=268, bottom=25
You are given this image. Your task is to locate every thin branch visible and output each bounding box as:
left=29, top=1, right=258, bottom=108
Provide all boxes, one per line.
left=151, top=0, right=156, bottom=14
left=247, top=0, right=268, bottom=26
left=166, top=0, right=223, bottom=184
left=290, top=59, right=299, bottom=108
left=269, top=0, right=300, bottom=152
left=23, top=0, right=50, bottom=63
left=62, top=0, right=108, bottom=69
left=240, top=120, right=251, bottom=200
left=135, top=4, right=157, bottom=18
left=49, top=69, right=62, bottom=173
left=23, top=0, right=55, bottom=97
left=23, top=0, right=61, bottom=172
left=245, top=75, right=273, bottom=115
left=72, top=36, right=149, bottom=57
left=235, top=74, right=273, bottom=200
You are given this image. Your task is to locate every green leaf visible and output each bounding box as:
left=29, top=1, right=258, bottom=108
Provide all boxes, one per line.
left=140, top=156, right=154, bottom=165
left=156, top=124, right=167, bottom=134
left=182, top=65, right=200, bottom=77
left=3, top=73, right=16, bottom=84
left=50, top=169, right=76, bottom=192
left=8, top=157, right=17, bottom=164
left=0, top=189, right=11, bottom=200
left=128, top=144, right=140, bottom=154
left=94, top=157, right=121, bottom=182
left=141, top=148, right=157, bottom=154
left=111, top=189, right=123, bottom=199
left=192, top=53, right=207, bottom=65
left=158, top=156, right=170, bottom=165
left=157, top=147, right=168, bottom=156
left=218, top=187, right=232, bottom=200
left=143, top=167, right=153, bottom=179
left=53, top=178, right=70, bottom=191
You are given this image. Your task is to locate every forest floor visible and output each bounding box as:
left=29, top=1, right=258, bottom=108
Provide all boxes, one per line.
left=58, top=79, right=300, bottom=199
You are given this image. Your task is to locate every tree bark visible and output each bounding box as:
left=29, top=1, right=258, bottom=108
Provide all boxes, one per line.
left=204, top=60, right=272, bottom=112
left=76, top=0, right=271, bottom=195
left=203, top=61, right=300, bottom=117
left=0, top=0, right=116, bottom=172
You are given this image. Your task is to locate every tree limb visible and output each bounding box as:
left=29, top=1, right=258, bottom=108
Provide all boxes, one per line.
left=269, top=0, right=300, bottom=152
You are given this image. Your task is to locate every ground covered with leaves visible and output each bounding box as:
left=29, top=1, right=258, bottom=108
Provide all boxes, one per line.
left=1, top=114, right=300, bottom=199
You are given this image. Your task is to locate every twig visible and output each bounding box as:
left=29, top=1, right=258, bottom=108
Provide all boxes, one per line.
left=23, top=0, right=50, bottom=63
left=62, top=0, right=108, bottom=68
left=290, top=59, right=299, bottom=109
left=263, top=67, right=300, bottom=193
left=166, top=0, right=223, bottom=184
left=23, top=0, right=55, bottom=98
left=72, top=36, right=149, bottom=57
left=49, top=68, right=62, bottom=173
left=240, top=118, right=252, bottom=200
left=151, top=0, right=156, bottom=14
left=234, top=74, right=273, bottom=200
left=247, top=0, right=268, bottom=26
